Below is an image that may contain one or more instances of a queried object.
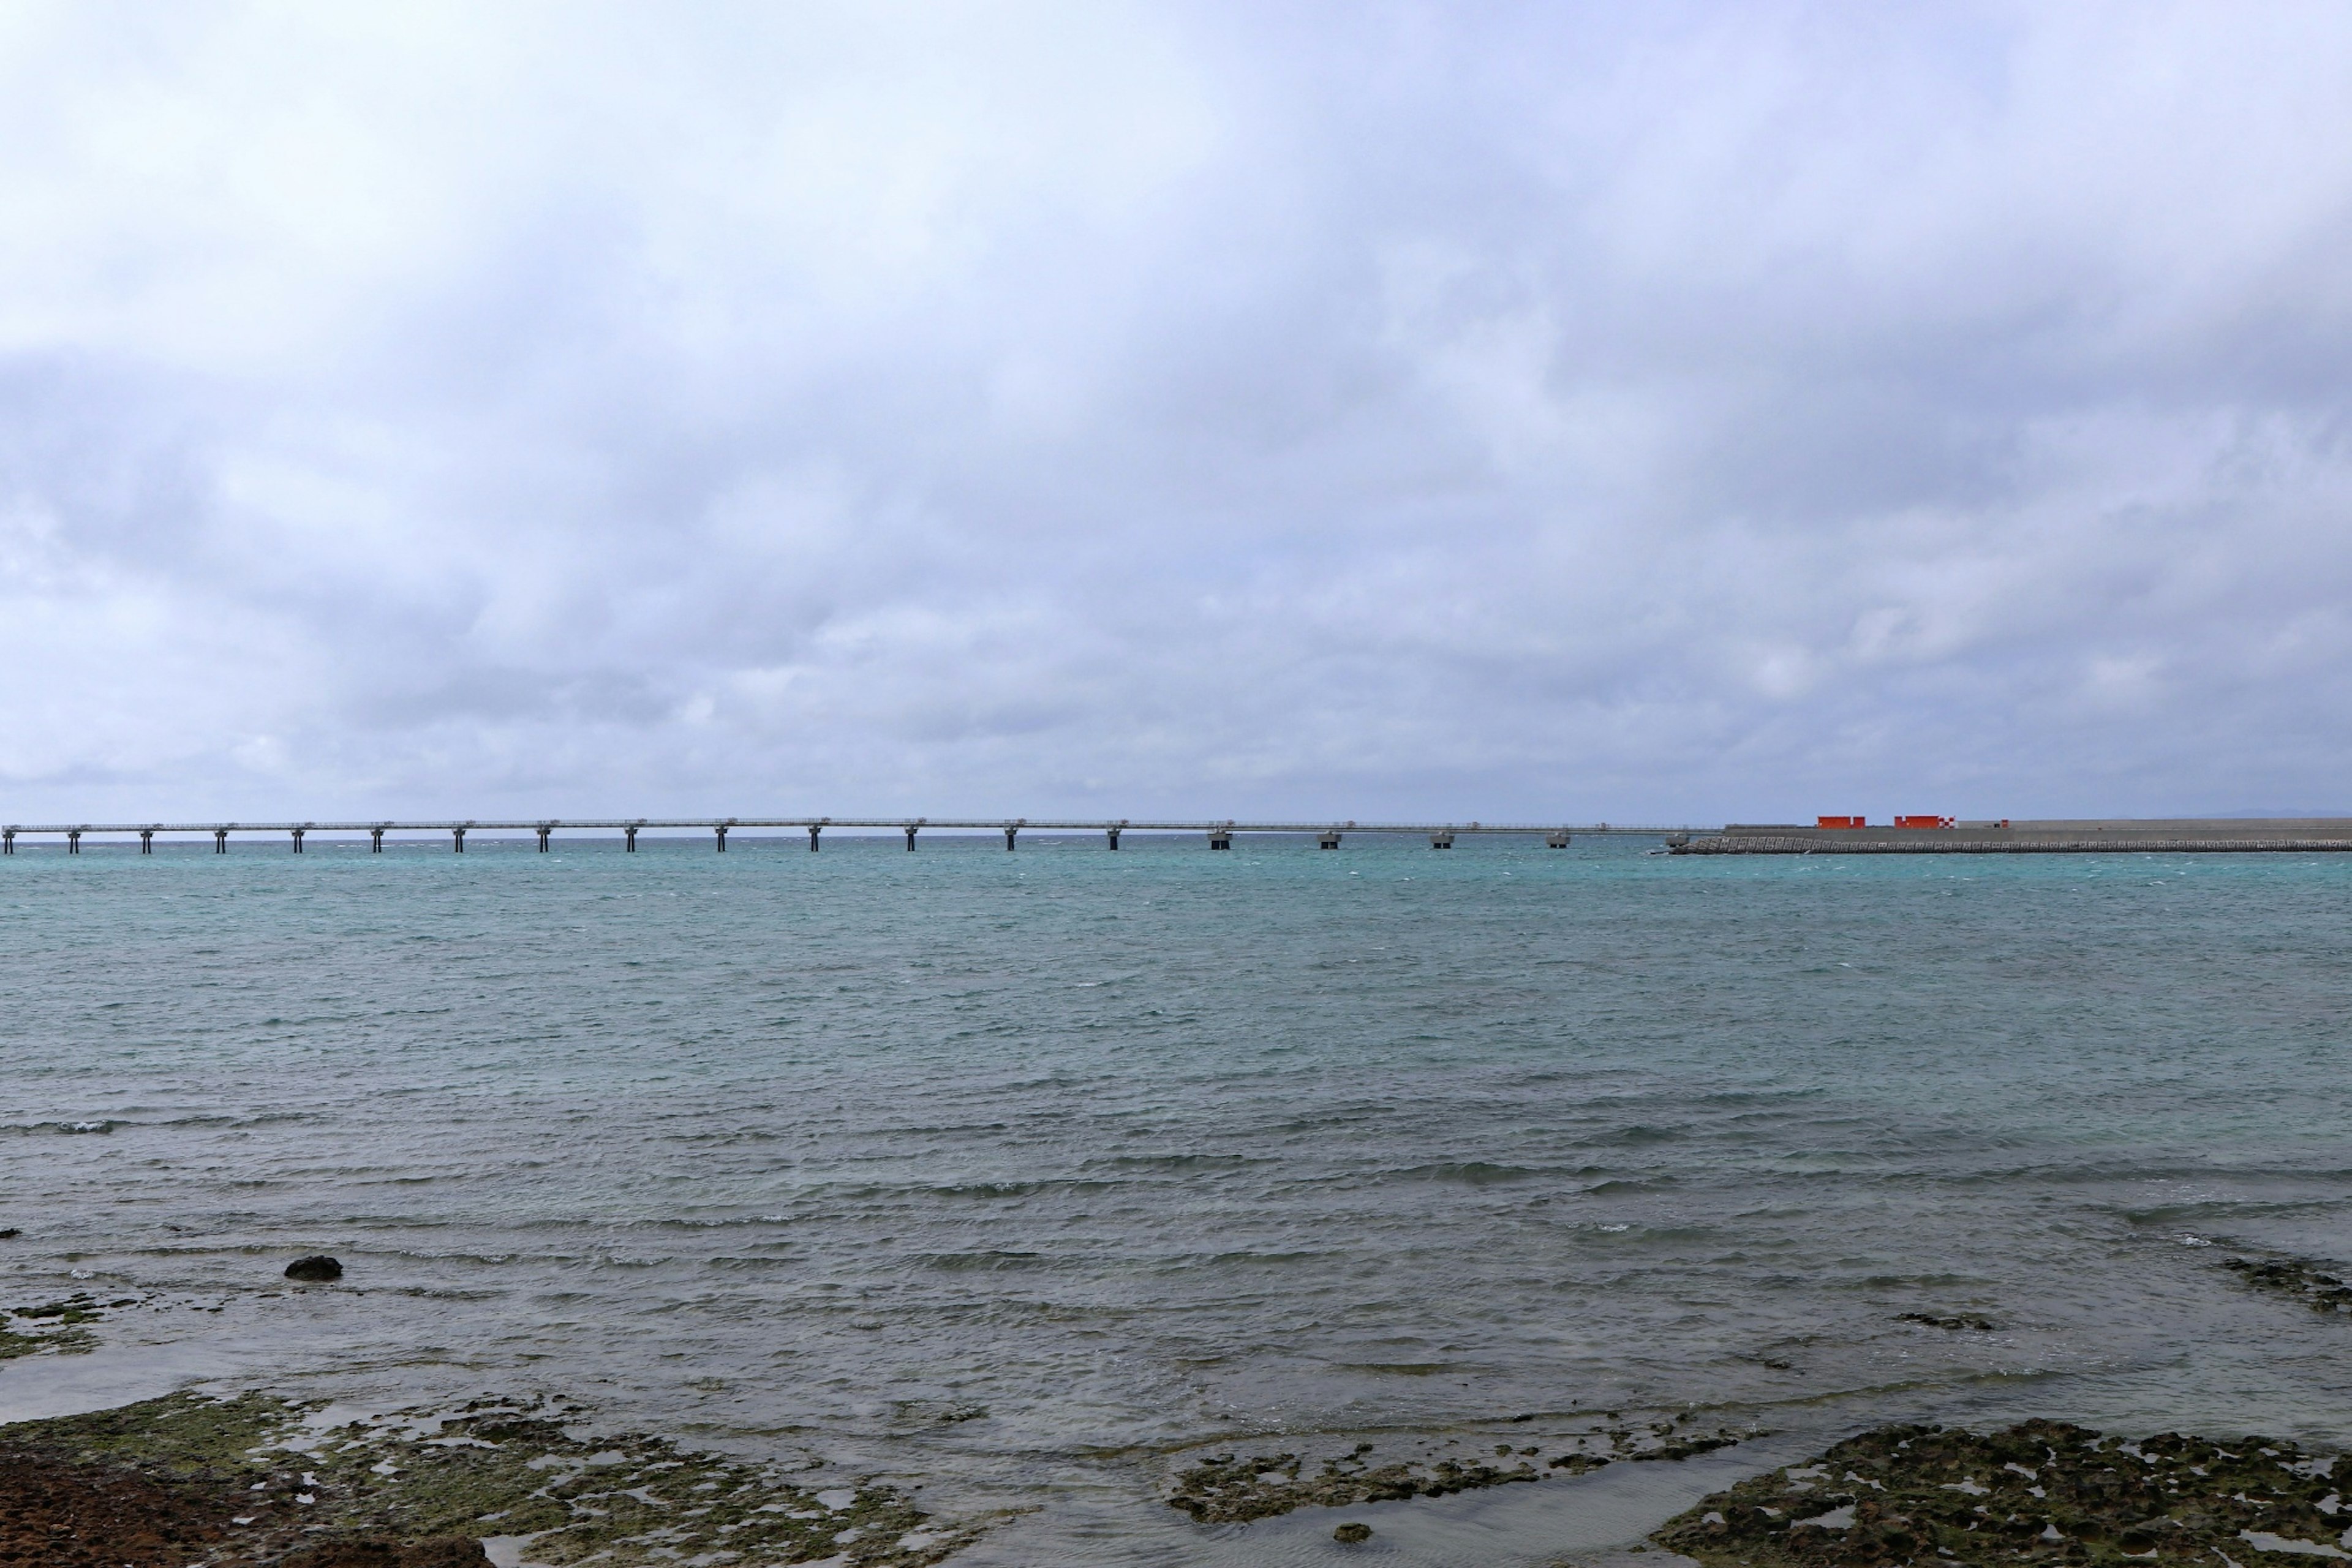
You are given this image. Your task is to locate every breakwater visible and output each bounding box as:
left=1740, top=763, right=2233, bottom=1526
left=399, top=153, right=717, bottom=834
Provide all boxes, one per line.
left=1672, top=818, right=2352, bottom=854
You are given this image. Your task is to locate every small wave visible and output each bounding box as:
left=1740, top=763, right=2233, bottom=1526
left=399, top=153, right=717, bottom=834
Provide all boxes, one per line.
left=919, top=1250, right=1057, bottom=1272
left=1390, top=1161, right=1546, bottom=1186
left=12, top=1119, right=118, bottom=1136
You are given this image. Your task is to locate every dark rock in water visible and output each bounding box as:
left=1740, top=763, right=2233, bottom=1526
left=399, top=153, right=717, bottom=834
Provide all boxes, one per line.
left=279, top=1537, right=491, bottom=1567
left=1333, top=1521, right=1373, bottom=1544
left=284, top=1255, right=344, bottom=1282
left=1654, top=1417, right=2352, bottom=1568
left=1898, top=1311, right=1997, bottom=1331
left=0, top=1227, right=19, bottom=1239
left=2225, top=1255, right=2352, bottom=1313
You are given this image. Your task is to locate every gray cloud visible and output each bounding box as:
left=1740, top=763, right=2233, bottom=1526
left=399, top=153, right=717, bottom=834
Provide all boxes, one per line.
left=5, top=1, right=2352, bottom=823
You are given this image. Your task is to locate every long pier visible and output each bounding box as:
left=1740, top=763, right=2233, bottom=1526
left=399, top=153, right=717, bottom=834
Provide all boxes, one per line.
left=0, top=818, right=1698, bottom=854
left=15, top=817, right=2350, bottom=857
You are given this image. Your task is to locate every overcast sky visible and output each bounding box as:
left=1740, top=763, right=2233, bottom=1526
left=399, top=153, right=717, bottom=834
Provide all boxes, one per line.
left=4, top=2, right=2350, bottom=824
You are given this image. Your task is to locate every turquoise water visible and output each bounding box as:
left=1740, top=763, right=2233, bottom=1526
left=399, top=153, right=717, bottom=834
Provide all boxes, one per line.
left=3, top=834, right=2351, bottom=1564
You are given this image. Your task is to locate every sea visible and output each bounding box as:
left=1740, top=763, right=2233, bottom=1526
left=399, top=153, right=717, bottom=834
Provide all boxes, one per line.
left=3, top=832, right=2350, bottom=1565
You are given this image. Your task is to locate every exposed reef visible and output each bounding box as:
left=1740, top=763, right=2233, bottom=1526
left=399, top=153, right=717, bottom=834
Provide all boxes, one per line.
left=1654, top=1418, right=2352, bottom=1568
left=0, top=1389, right=976, bottom=1566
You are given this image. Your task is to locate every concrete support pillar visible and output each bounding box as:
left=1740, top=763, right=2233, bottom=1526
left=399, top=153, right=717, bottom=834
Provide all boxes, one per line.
left=1319, top=831, right=1341, bottom=850
left=214, top=829, right=228, bottom=854
left=1106, top=826, right=1121, bottom=850
left=809, top=824, right=823, bottom=852
left=371, top=827, right=384, bottom=853
left=1430, top=831, right=1454, bottom=849
left=1208, top=829, right=1232, bottom=850
left=452, top=827, right=466, bottom=854
left=1, top=829, right=12, bottom=855
left=624, top=826, right=638, bottom=852
left=140, top=829, right=154, bottom=855
left=902, top=824, right=918, bottom=851
left=1546, top=831, right=1570, bottom=849
left=714, top=824, right=729, bottom=853
left=1003, top=823, right=1019, bottom=851
left=291, top=828, right=305, bottom=854
left=67, top=829, right=81, bottom=854
left=536, top=825, right=552, bottom=852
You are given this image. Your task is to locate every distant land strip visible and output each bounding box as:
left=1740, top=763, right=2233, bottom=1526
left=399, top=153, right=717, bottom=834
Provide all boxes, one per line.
left=1679, top=820, right=2352, bottom=854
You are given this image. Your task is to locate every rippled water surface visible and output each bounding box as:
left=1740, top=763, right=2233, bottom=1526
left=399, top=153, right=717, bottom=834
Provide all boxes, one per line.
left=4, top=834, right=2351, bottom=1563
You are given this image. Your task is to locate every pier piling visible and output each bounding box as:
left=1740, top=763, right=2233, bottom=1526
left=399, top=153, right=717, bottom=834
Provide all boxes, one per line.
left=2, top=829, right=11, bottom=855
left=214, top=829, right=228, bottom=854
left=140, top=829, right=153, bottom=854
left=714, top=825, right=728, bottom=853
left=536, top=825, right=551, bottom=852
left=371, top=827, right=384, bottom=853
left=1004, top=823, right=1020, bottom=851
left=1106, top=825, right=1122, bottom=850
left=452, top=827, right=466, bottom=854
left=624, top=826, right=638, bottom=852
left=1319, top=831, right=1341, bottom=850
left=66, top=829, right=80, bottom=854
left=902, top=824, right=917, bottom=850
left=1208, top=828, right=1232, bottom=850
left=291, top=828, right=305, bottom=854
left=810, top=824, right=824, bottom=852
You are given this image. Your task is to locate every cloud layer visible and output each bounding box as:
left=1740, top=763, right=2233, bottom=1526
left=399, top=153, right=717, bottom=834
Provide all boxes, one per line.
left=5, top=1, right=2351, bottom=823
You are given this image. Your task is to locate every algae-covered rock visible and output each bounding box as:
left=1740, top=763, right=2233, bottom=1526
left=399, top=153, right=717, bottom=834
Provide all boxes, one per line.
left=285, top=1256, right=345, bottom=1283
left=2, top=1389, right=976, bottom=1567
left=277, top=1537, right=490, bottom=1566
left=1653, top=1417, right=2352, bottom=1568
left=1168, top=1446, right=1540, bottom=1523
left=1167, top=1420, right=1752, bottom=1525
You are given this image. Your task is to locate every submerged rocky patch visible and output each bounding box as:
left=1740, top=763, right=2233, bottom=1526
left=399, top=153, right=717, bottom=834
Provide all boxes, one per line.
left=0, top=1389, right=976, bottom=1566
left=1653, top=1418, right=2351, bottom=1568
left=1168, top=1418, right=1752, bottom=1523
left=2225, top=1256, right=2352, bottom=1315
left=0, top=1289, right=136, bottom=1359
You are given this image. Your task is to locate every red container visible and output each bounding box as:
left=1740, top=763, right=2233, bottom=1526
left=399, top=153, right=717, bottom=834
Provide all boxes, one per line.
left=1816, top=815, right=1866, bottom=829
left=1894, top=815, right=1954, bottom=829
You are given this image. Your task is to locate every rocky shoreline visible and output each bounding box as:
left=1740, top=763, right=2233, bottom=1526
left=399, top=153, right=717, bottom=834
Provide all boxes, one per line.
left=7, top=1250, right=2348, bottom=1563
left=0, top=1390, right=973, bottom=1567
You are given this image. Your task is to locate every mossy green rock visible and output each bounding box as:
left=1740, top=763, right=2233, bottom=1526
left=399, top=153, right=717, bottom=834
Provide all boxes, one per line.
left=1654, top=1418, right=2350, bottom=1568
left=5, top=1390, right=973, bottom=1566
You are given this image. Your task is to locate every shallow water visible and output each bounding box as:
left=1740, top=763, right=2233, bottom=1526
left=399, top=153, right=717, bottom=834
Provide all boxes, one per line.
left=3, top=834, right=2350, bottom=1563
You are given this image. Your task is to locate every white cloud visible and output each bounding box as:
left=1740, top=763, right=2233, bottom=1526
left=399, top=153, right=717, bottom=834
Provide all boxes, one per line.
left=3, top=1, right=2352, bottom=822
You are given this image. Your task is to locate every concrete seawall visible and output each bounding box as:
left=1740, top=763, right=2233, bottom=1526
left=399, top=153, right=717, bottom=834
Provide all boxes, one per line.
left=1672, top=820, right=2352, bottom=854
